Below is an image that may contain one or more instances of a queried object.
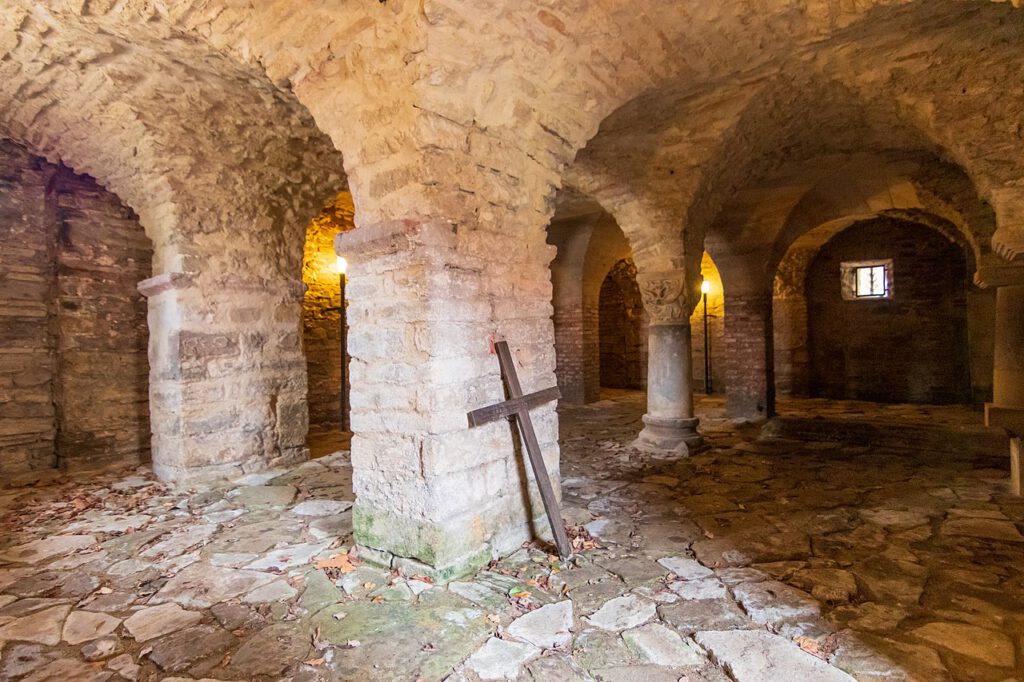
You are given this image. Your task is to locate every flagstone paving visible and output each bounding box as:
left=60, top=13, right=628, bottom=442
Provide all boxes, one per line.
left=0, top=391, right=1021, bottom=680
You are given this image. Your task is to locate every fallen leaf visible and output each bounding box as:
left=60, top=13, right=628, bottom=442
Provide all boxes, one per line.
left=316, top=553, right=356, bottom=573
left=305, top=657, right=325, bottom=666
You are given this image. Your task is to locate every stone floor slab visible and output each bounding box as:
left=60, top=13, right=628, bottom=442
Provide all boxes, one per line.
left=695, top=630, right=856, bottom=681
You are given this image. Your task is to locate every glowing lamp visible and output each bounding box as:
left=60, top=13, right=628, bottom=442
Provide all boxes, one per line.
left=336, top=255, right=348, bottom=275
left=700, top=280, right=711, bottom=295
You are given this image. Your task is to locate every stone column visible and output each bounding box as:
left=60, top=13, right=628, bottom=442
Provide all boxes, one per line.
left=337, top=218, right=560, bottom=581
left=986, top=283, right=1024, bottom=494
left=140, top=272, right=309, bottom=483
left=632, top=269, right=703, bottom=455
left=723, top=291, right=775, bottom=420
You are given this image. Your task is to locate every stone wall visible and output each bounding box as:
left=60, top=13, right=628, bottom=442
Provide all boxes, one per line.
left=302, top=192, right=355, bottom=430
left=599, top=259, right=646, bottom=390
left=0, top=140, right=151, bottom=482
left=807, top=218, right=972, bottom=404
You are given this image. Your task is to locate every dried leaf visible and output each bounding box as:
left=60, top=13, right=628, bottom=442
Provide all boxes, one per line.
left=316, top=553, right=356, bottom=573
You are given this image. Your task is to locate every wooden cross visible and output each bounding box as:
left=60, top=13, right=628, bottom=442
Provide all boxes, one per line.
left=467, top=340, right=572, bottom=559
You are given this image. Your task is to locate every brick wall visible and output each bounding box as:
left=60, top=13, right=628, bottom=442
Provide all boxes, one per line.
left=0, top=141, right=57, bottom=478
left=691, top=252, right=726, bottom=394
left=723, top=292, right=775, bottom=418
left=53, top=168, right=152, bottom=473
left=0, top=140, right=152, bottom=481
left=599, top=259, right=647, bottom=389
left=806, top=218, right=972, bottom=404
left=302, top=192, right=354, bottom=429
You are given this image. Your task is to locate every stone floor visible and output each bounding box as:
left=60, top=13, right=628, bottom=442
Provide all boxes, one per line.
left=1, top=391, right=1022, bottom=681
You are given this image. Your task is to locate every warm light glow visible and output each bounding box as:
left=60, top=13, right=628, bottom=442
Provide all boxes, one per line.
left=700, top=280, right=711, bottom=295
left=336, top=255, right=348, bottom=275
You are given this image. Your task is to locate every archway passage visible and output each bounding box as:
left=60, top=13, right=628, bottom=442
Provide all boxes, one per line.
left=806, top=217, right=974, bottom=405
left=598, top=259, right=646, bottom=391
left=0, top=140, right=152, bottom=484
left=301, top=192, right=356, bottom=457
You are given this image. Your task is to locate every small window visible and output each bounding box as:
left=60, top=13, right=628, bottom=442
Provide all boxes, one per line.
left=841, top=259, right=892, bottom=300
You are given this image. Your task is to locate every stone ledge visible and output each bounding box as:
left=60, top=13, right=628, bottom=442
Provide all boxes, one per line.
left=985, top=404, right=1024, bottom=436
left=762, top=415, right=1010, bottom=458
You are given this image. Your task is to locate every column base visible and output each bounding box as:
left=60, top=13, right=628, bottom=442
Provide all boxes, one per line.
left=631, top=414, right=705, bottom=457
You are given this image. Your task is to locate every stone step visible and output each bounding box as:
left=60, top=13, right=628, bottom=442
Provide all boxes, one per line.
left=760, top=416, right=1011, bottom=460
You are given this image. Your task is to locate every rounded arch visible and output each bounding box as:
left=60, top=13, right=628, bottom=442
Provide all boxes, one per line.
left=772, top=211, right=993, bottom=403
left=566, top=2, right=1022, bottom=289
left=0, top=7, right=345, bottom=280
left=547, top=186, right=634, bottom=403
left=769, top=156, right=993, bottom=279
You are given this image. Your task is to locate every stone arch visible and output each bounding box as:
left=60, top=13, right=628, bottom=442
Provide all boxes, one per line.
left=0, top=8, right=347, bottom=482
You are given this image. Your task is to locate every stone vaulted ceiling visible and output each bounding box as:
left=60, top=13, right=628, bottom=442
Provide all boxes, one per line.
left=0, top=0, right=1022, bottom=279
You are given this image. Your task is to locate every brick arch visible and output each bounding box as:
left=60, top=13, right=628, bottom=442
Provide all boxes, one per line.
left=804, top=216, right=976, bottom=404
left=774, top=213, right=991, bottom=401
left=547, top=189, right=632, bottom=404
left=599, top=259, right=647, bottom=391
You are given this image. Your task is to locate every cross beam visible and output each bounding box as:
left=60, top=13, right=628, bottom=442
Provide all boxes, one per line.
left=467, top=341, right=572, bottom=558
left=467, top=386, right=561, bottom=427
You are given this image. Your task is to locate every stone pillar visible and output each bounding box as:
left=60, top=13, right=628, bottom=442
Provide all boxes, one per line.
left=723, top=291, right=775, bottom=420
left=632, top=269, right=703, bottom=455
left=986, top=284, right=1024, bottom=494
left=337, top=218, right=560, bottom=581
left=140, top=272, right=309, bottom=483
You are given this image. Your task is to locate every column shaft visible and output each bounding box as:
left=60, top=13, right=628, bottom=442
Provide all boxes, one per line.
left=632, top=269, right=703, bottom=455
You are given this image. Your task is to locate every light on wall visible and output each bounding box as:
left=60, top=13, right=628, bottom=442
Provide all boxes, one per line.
left=701, top=278, right=712, bottom=394
left=336, top=255, right=348, bottom=275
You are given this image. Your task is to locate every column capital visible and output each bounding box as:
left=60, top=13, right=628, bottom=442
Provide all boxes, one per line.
left=637, top=269, right=690, bottom=325
left=990, top=185, right=1024, bottom=264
